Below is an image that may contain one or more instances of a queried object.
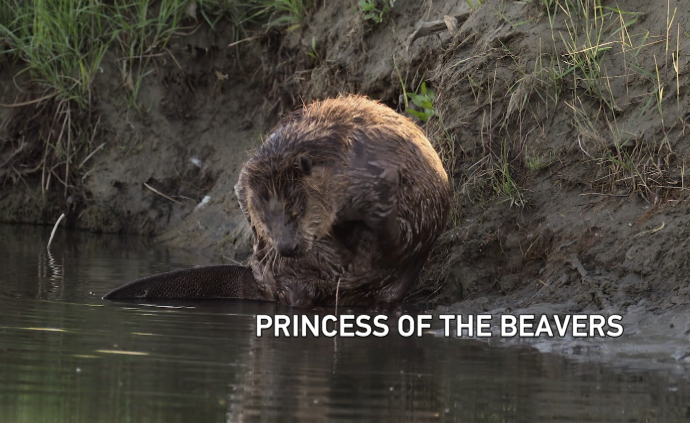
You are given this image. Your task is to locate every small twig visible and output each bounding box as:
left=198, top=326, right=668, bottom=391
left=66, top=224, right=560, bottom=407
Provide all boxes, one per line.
left=173, top=23, right=202, bottom=37
left=227, top=36, right=260, bottom=48
left=634, top=221, right=665, bottom=238
left=52, top=101, right=69, bottom=190
left=50, top=168, right=75, bottom=189
left=143, top=182, right=181, bottom=204
left=0, top=141, right=27, bottom=170
left=536, top=278, right=555, bottom=293
left=11, top=165, right=30, bottom=190
left=81, top=168, right=95, bottom=181
left=567, top=255, right=610, bottom=309
left=334, top=278, right=341, bottom=317
left=116, top=52, right=167, bottom=61
left=164, top=47, right=184, bottom=73
left=65, top=109, right=71, bottom=198
left=407, top=20, right=448, bottom=44
left=88, top=115, right=100, bottom=147
left=78, top=143, right=106, bottom=168
left=579, top=192, right=629, bottom=197
left=0, top=93, right=56, bottom=108
left=422, top=282, right=446, bottom=303
left=577, top=136, right=592, bottom=158
left=406, top=13, right=470, bottom=51
left=47, top=214, right=66, bottom=251
left=220, top=255, right=242, bottom=266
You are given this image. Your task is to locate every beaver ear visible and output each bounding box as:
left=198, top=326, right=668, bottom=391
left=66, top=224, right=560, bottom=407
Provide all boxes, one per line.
left=298, top=155, right=312, bottom=175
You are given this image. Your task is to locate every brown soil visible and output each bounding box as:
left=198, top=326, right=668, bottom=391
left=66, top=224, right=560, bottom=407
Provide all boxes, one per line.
left=2, top=0, right=690, bottom=317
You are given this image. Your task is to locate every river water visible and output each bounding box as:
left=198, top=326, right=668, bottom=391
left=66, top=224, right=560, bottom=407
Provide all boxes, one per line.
left=0, top=224, right=689, bottom=422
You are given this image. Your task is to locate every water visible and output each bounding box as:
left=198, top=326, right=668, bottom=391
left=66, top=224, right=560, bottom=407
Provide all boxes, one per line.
left=0, top=224, right=689, bottom=422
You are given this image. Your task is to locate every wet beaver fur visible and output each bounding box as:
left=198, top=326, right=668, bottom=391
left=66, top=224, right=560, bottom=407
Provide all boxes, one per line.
left=235, top=95, right=450, bottom=309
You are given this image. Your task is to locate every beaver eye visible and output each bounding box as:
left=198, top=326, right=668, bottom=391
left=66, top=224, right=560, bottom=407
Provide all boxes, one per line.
left=289, top=205, right=304, bottom=221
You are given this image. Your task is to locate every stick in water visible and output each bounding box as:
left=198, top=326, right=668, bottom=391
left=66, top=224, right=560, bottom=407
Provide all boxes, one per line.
left=47, top=213, right=66, bottom=251
left=334, top=278, right=341, bottom=316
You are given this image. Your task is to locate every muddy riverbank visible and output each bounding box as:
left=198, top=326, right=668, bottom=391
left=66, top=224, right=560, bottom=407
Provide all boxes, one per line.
left=2, top=0, right=690, bottom=347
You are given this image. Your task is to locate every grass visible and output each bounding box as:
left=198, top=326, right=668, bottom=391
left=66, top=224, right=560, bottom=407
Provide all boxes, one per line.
left=428, top=0, right=688, bottom=211
left=465, top=0, right=485, bottom=13
left=393, top=55, right=466, bottom=221
left=538, top=2, right=677, bottom=199
left=591, top=142, right=676, bottom=203
left=0, top=0, right=317, bottom=198
left=0, top=1, right=313, bottom=107
left=306, top=36, right=320, bottom=61
left=553, top=0, right=684, bottom=199
left=559, top=3, right=612, bottom=104
left=491, top=139, right=526, bottom=207
left=263, top=0, right=314, bottom=30
left=1, top=0, right=112, bottom=107
left=358, top=0, right=395, bottom=24
left=526, top=151, right=556, bottom=171
left=393, top=54, right=436, bottom=122
left=2, top=0, right=687, bottom=219
left=0, top=1, right=14, bottom=37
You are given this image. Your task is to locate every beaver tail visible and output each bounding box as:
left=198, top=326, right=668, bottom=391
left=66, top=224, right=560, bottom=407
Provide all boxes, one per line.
left=103, top=265, right=265, bottom=301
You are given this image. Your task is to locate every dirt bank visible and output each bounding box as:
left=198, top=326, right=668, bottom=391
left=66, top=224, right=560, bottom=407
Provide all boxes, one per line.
left=2, top=0, right=690, bottom=326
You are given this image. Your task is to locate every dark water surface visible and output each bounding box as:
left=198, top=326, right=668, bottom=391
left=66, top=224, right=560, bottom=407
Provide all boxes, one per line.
left=1, top=224, right=689, bottom=423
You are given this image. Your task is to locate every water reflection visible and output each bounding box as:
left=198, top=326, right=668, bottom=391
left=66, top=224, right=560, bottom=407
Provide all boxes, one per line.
left=0, top=225, right=689, bottom=422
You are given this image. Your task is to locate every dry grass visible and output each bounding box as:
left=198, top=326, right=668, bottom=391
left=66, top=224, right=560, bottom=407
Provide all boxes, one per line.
left=424, top=0, right=688, bottom=214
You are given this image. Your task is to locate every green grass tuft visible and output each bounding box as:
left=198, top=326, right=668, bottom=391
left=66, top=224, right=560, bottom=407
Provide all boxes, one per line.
left=358, top=0, right=395, bottom=24
left=263, top=0, right=314, bottom=30
left=0, top=0, right=112, bottom=106
left=0, top=0, right=320, bottom=199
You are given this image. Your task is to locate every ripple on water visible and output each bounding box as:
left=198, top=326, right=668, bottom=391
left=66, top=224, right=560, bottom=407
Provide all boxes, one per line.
left=0, top=224, right=689, bottom=422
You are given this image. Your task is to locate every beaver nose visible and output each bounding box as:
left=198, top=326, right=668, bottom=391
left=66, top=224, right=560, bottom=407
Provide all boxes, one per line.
left=276, top=240, right=299, bottom=257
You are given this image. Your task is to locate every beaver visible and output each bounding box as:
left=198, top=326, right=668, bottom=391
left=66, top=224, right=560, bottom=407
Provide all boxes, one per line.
left=104, top=95, right=450, bottom=309
left=235, top=95, right=450, bottom=308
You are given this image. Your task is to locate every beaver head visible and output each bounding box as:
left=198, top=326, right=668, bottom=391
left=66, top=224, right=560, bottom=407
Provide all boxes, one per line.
left=243, top=150, right=337, bottom=258
left=238, top=111, right=352, bottom=259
